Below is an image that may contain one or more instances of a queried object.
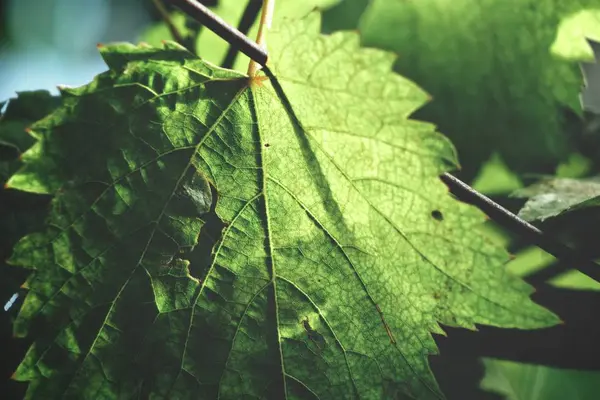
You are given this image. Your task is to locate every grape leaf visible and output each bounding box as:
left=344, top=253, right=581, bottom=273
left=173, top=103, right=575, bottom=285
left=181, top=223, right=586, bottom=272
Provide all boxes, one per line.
left=0, top=91, right=59, bottom=183
left=330, top=0, right=600, bottom=179
left=513, top=176, right=600, bottom=221
left=7, top=13, right=557, bottom=399
left=0, top=91, right=57, bottom=308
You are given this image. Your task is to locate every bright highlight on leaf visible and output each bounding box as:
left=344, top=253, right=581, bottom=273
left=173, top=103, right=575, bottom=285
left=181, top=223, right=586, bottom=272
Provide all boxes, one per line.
left=7, top=12, right=558, bottom=399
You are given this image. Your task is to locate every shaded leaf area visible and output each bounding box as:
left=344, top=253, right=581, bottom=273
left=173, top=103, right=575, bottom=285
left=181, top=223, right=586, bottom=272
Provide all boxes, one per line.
left=513, top=176, right=600, bottom=221
left=326, top=0, right=600, bottom=180
left=0, top=91, right=58, bottom=398
left=7, top=14, right=557, bottom=399
left=0, top=90, right=58, bottom=306
left=0, top=91, right=59, bottom=183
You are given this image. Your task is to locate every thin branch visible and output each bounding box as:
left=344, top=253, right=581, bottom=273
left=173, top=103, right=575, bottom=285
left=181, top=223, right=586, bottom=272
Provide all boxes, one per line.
left=221, top=0, right=263, bottom=69
left=169, top=0, right=268, bottom=67
left=152, top=0, right=186, bottom=46
left=440, top=173, right=600, bottom=282
left=171, top=0, right=600, bottom=283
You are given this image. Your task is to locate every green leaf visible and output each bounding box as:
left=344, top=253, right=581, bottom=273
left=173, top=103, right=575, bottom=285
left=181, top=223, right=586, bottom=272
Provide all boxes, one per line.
left=7, top=13, right=557, bottom=399
left=551, top=9, right=600, bottom=61
left=0, top=91, right=60, bottom=183
left=480, top=358, right=600, bottom=400
left=513, top=176, right=600, bottom=221
left=335, top=0, right=600, bottom=178
left=0, top=91, right=57, bottom=312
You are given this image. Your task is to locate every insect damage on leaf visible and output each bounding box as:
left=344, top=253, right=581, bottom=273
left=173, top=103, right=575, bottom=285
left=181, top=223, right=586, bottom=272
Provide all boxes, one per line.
left=5, top=11, right=559, bottom=400
left=301, top=316, right=327, bottom=351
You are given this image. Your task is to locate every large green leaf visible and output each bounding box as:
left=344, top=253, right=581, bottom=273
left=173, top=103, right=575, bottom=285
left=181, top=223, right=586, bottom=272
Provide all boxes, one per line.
left=7, top=13, right=557, bottom=399
left=329, top=0, right=600, bottom=179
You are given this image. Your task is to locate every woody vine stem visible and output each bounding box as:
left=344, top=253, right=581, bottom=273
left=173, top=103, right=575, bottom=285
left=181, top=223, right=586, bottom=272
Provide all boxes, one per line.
left=169, top=0, right=600, bottom=283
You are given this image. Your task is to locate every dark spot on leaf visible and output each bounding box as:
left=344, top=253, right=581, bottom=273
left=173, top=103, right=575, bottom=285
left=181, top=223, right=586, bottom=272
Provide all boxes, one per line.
left=431, top=210, right=443, bottom=221
left=264, top=143, right=270, bottom=148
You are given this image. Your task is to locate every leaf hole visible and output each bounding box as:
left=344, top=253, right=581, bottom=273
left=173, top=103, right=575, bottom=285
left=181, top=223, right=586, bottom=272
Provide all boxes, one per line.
left=431, top=210, right=444, bottom=221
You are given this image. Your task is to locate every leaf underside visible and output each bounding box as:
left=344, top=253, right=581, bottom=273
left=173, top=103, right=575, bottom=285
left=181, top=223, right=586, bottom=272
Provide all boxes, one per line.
left=514, top=176, right=600, bottom=221
left=7, top=13, right=557, bottom=400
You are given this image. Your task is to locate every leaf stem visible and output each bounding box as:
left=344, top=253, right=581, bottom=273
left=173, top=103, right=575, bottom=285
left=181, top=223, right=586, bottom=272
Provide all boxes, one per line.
left=221, top=0, right=263, bottom=69
left=171, top=0, right=600, bottom=284
left=248, top=0, right=275, bottom=77
left=152, top=0, right=186, bottom=46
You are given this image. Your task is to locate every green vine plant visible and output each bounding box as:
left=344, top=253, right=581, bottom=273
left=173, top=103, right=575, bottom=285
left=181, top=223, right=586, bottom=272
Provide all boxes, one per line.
left=2, top=0, right=599, bottom=399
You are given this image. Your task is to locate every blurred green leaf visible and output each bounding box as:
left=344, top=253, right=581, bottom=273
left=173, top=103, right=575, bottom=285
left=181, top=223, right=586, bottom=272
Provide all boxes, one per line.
left=481, top=358, right=600, bottom=400
left=138, top=11, right=193, bottom=48
left=551, top=9, right=600, bottom=61
left=471, top=153, right=523, bottom=196
left=328, top=0, right=600, bottom=179
left=513, top=176, right=600, bottom=221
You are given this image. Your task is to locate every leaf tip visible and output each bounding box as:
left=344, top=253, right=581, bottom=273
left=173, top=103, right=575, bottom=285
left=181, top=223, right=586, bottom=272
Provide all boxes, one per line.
left=96, top=43, right=105, bottom=49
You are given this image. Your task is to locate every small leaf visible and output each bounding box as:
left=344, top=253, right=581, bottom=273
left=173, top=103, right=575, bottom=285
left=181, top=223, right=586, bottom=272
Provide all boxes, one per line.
left=513, top=177, right=600, bottom=221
